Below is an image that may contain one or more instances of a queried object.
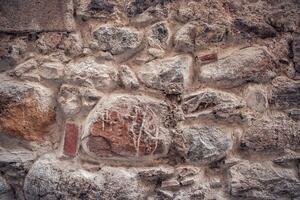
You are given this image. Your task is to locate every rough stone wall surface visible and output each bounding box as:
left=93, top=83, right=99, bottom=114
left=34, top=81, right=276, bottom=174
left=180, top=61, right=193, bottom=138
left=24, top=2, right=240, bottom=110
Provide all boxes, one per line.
left=0, top=0, right=299, bottom=199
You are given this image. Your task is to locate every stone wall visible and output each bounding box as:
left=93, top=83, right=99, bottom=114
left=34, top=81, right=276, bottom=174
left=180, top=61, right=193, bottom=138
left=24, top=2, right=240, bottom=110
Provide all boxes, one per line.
left=0, top=0, right=299, bottom=199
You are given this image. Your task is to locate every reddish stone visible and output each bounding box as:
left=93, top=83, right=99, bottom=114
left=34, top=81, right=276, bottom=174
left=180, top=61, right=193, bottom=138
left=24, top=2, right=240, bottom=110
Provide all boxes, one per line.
left=82, top=95, right=171, bottom=158
left=63, top=122, right=79, bottom=157
left=197, top=53, right=218, bottom=64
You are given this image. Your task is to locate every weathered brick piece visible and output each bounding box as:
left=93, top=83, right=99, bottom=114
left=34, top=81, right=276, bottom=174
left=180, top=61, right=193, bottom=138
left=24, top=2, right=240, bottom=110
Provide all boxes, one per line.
left=63, top=122, right=79, bottom=157
left=0, top=0, right=75, bottom=32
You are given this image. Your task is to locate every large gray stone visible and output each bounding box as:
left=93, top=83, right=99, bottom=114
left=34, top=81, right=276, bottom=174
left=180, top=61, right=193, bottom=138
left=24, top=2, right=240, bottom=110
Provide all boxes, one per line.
left=92, top=25, right=143, bottom=57
left=0, top=0, right=75, bottom=33
left=182, top=88, right=247, bottom=123
left=240, top=112, right=300, bottom=153
left=182, top=125, right=232, bottom=164
left=229, top=161, right=300, bottom=199
left=198, top=47, right=276, bottom=88
left=64, top=57, right=118, bottom=91
left=138, top=55, right=192, bottom=94
left=24, top=154, right=146, bottom=200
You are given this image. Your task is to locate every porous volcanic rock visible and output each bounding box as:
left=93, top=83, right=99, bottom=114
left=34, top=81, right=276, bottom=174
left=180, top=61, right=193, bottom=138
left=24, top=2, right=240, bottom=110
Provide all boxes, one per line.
left=92, top=25, right=144, bottom=57
left=240, top=112, right=300, bottom=153
left=229, top=161, right=300, bottom=199
left=0, top=76, right=56, bottom=141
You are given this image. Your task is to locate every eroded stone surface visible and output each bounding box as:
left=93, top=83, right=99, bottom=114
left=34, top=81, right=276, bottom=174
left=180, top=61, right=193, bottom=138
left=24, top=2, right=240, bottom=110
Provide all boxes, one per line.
left=92, top=25, right=144, bottom=57
left=126, top=0, right=170, bottom=17
left=269, top=76, right=300, bottom=110
left=182, top=125, right=232, bottom=164
left=0, top=38, right=27, bottom=72
left=138, top=165, right=174, bottom=181
left=0, top=175, right=13, bottom=200
left=76, top=0, right=117, bottom=19
left=147, top=21, right=171, bottom=49
left=24, top=154, right=146, bottom=200
left=0, top=77, right=56, bottom=141
left=82, top=94, right=171, bottom=159
left=229, top=161, right=300, bottom=199
left=58, top=84, right=102, bottom=117
left=244, top=85, right=268, bottom=112
left=198, top=47, right=276, bottom=88
left=240, top=112, right=300, bottom=153
left=0, top=0, right=75, bottom=32
left=182, top=89, right=247, bottom=123
left=138, top=55, right=192, bottom=94
left=174, top=23, right=196, bottom=53
left=64, top=57, right=118, bottom=91
left=118, top=65, right=139, bottom=89
left=293, top=33, right=300, bottom=72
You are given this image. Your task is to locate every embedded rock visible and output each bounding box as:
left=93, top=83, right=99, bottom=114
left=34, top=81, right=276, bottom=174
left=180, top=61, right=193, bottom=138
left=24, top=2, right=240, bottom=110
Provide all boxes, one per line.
left=0, top=176, right=13, bottom=200
left=58, top=84, right=102, bottom=117
left=82, top=94, right=172, bottom=159
left=269, top=76, right=300, bottom=109
left=12, top=58, right=38, bottom=77
left=60, top=33, right=84, bottom=57
left=126, top=0, right=170, bottom=17
left=182, top=89, right=247, bottom=123
left=0, top=77, right=56, bottom=141
left=182, top=125, right=232, bottom=164
left=58, top=85, right=82, bottom=117
left=244, top=85, right=268, bottom=112
left=240, top=113, right=300, bottom=153
left=198, top=47, right=276, bottom=88
left=229, top=161, right=300, bottom=199
left=118, top=65, right=139, bottom=89
left=138, top=55, right=192, bottom=94
left=130, top=5, right=168, bottom=27
left=0, top=38, right=27, bottom=72
left=293, top=33, right=300, bottom=72
left=0, top=0, right=75, bottom=32
left=234, top=17, right=276, bottom=38
left=174, top=23, right=197, bottom=53
left=64, top=57, right=118, bottom=91
left=138, top=166, right=174, bottom=181
left=147, top=22, right=171, bottom=49
left=39, top=61, right=65, bottom=80
left=92, top=25, right=143, bottom=56
left=267, top=11, right=298, bottom=33
left=36, top=32, right=63, bottom=54
left=24, top=154, right=145, bottom=200
left=76, top=0, right=116, bottom=19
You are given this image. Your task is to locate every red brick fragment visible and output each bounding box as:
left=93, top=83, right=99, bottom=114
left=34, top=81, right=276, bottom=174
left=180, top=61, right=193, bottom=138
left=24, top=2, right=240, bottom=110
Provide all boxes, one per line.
left=63, top=122, right=79, bottom=157
left=197, top=53, right=218, bottom=64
